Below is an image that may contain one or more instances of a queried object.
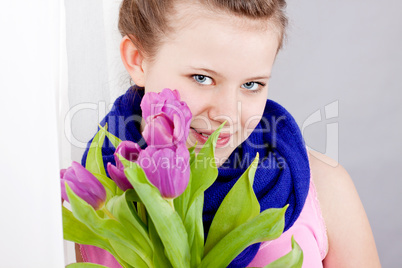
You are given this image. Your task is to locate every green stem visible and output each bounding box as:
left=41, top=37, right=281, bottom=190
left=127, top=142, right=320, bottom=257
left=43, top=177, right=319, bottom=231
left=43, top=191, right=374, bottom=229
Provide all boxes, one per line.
left=101, top=206, right=117, bottom=220
left=137, top=202, right=147, bottom=225
left=167, top=199, right=175, bottom=211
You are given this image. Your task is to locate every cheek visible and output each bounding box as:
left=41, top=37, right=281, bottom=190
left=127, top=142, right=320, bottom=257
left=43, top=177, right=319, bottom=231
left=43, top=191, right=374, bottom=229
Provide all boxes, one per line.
left=175, top=90, right=205, bottom=117
left=144, top=80, right=184, bottom=96
left=143, top=65, right=179, bottom=93
left=241, top=116, right=260, bottom=138
left=240, top=104, right=265, bottom=136
left=143, top=78, right=164, bottom=94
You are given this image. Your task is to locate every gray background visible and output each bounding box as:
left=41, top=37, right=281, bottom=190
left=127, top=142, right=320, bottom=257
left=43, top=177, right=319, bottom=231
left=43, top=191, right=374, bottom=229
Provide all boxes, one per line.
left=271, top=2, right=402, bottom=267
left=64, top=0, right=402, bottom=266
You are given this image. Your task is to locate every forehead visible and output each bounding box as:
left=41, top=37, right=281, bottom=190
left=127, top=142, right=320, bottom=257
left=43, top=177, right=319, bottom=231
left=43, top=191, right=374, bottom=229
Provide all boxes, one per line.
left=156, top=2, right=279, bottom=77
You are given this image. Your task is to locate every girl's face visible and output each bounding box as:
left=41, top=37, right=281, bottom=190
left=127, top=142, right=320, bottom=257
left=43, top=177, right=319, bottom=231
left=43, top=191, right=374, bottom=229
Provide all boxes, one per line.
left=139, top=4, right=279, bottom=166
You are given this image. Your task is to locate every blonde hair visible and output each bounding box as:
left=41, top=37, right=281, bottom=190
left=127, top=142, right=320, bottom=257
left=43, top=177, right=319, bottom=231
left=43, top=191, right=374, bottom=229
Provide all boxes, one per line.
left=118, top=0, right=288, bottom=63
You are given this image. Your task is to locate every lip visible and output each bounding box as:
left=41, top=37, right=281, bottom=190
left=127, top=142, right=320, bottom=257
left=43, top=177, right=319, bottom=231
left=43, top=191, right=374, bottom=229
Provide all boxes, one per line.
left=190, top=128, right=232, bottom=148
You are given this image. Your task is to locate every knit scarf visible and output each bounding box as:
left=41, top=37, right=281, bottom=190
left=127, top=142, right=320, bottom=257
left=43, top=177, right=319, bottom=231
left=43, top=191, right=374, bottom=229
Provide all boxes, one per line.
left=81, top=85, right=311, bottom=267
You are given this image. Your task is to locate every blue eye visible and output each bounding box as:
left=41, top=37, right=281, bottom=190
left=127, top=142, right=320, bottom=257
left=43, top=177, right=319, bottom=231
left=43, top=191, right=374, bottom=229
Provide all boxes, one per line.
left=242, top=82, right=259, bottom=91
left=193, top=75, right=213, bottom=85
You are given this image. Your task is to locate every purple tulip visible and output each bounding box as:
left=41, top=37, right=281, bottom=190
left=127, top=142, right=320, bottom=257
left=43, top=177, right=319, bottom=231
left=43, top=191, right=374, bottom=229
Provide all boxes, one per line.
left=142, top=112, right=176, bottom=148
left=106, top=89, right=192, bottom=199
left=140, top=88, right=192, bottom=145
left=137, top=143, right=190, bottom=199
left=107, top=140, right=141, bottom=191
left=60, top=161, right=106, bottom=210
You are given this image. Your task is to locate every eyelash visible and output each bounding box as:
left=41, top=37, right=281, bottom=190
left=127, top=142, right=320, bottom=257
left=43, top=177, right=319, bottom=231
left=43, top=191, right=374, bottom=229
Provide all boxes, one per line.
left=191, top=74, right=266, bottom=94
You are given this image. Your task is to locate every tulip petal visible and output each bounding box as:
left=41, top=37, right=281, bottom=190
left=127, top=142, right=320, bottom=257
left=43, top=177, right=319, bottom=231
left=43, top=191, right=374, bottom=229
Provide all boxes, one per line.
left=138, top=146, right=161, bottom=191
left=141, top=92, right=165, bottom=120
left=71, top=161, right=106, bottom=200
left=60, top=161, right=106, bottom=210
left=172, top=113, right=186, bottom=144
left=161, top=88, right=179, bottom=100
left=136, top=88, right=192, bottom=199
left=137, top=144, right=190, bottom=199
left=140, top=88, right=192, bottom=146
left=143, top=113, right=175, bottom=148
left=115, top=141, right=141, bottom=164
left=173, top=144, right=190, bottom=197
left=63, top=180, right=103, bottom=210
left=60, top=180, right=69, bottom=202
left=62, top=166, right=77, bottom=182
left=153, top=148, right=175, bottom=198
left=107, top=162, right=133, bottom=191
left=60, top=169, right=67, bottom=178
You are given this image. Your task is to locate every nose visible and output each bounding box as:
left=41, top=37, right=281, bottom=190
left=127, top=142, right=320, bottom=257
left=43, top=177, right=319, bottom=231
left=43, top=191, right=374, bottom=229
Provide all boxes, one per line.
left=207, top=86, right=239, bottom=127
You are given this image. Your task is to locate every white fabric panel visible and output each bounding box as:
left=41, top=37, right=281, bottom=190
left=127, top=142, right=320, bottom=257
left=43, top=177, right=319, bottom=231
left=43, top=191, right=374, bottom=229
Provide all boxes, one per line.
left=0, top=0, right=64, bottom=267
left=64, top=0, right=129, bottom=163
left=62, top=1, right=129, bottom=263
left=60, top=2, right=75, bottom=265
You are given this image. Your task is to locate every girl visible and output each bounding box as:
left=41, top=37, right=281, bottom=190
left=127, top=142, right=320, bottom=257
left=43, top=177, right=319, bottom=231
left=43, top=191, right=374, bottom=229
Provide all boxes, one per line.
left=76, top=0, right=381, bottom=267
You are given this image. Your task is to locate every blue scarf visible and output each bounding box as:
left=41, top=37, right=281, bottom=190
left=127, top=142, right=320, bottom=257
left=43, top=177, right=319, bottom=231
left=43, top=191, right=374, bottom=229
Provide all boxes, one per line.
left=81, top=85, right=310, bottom=267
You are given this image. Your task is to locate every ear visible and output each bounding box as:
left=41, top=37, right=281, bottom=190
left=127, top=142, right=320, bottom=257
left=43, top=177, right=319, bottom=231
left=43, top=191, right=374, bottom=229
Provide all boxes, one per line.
left=120, top=35, right=146, bottom=87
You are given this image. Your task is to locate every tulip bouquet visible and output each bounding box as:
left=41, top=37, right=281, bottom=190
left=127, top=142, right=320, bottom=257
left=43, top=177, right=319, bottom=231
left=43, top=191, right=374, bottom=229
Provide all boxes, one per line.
left=61, top=89, right=303, bottom=268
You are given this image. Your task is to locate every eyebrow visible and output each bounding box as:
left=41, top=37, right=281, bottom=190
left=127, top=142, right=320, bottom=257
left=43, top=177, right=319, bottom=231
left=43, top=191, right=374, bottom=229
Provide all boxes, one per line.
left=187, top=66, right=271, bottom=80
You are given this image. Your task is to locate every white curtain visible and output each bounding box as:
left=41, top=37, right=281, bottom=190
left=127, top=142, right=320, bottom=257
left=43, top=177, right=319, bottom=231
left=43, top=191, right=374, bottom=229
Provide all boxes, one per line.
left=62, top=0, right=130, bottom=166
left=61, top=0, right=129, bottom=264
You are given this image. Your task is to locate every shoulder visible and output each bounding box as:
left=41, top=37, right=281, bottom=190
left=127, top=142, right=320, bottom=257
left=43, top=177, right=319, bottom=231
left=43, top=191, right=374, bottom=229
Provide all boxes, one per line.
left=307, top=149, right=381, bottom=267
left=308, top=149, right=354, bottom=214
left=307, top=150, right=357, bottom=240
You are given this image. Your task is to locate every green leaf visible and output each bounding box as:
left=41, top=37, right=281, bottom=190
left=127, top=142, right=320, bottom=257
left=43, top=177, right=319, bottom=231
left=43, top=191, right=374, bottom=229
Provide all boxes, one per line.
left=188, top=143, right=196, bottom=166
left=148, top=216, right=173, bottom=268
left=86, top=124, right=107, bottom=176
left=204, top=153, right=260, bottom=256
left=98, top=123, right=122, bottom=149
left=263, top=236, right=303, bottom=268
left=173, top=172, right=192, bottom=221
left=92, top=173, right=117, bottom=203
left=187, top=122, right=225, bottom=211
left=174, top=122, right=225, bottom=221
left=184, top=195, right=204, bottom=268
left=173, top=123, right=224, bottom=266
left=199, top=206, right=287, bottom=268
left=65, top=184, right=152, bottom=267
left=121, top=159, right=190, bottom=268
left=62, top=207, right=130, bottom=268
left=66, top=263, right=109, bottom=268
left=106, top=190, right=153, bottom=254
left=109, top=240, right=148, bottom=268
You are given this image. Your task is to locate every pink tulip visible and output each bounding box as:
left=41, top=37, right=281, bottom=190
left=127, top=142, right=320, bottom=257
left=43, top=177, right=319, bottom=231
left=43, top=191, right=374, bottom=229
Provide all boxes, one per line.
left=60, top=161, right=106, bottom=210
left=140, top=88, right=192, bottom=145
left=107, top=141, right=141, bottom=191
left=142, top=112, right=181, bottom=148
left=107, top=89, right=192, bottom=199
left=137, top=143, right=190, bottom=199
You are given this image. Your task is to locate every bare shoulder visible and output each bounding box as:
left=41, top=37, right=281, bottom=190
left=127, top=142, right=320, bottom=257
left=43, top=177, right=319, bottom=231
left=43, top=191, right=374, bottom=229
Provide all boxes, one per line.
left=308, top=149, right=353, bottom=215
left=307, top=149, right=381, bottom=268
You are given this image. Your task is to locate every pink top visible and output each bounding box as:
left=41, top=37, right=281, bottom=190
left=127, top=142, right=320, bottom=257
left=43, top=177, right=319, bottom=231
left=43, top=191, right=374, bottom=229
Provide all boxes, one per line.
left=78, top=177, right=328, bottom=268
left=247, top=178, right=328, bottom=267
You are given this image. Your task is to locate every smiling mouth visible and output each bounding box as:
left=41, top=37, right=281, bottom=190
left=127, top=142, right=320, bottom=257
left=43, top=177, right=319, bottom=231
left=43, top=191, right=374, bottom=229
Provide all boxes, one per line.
left=190, top=127, right=232, bottom=148
left=191, top=128, right=220, bottom=139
